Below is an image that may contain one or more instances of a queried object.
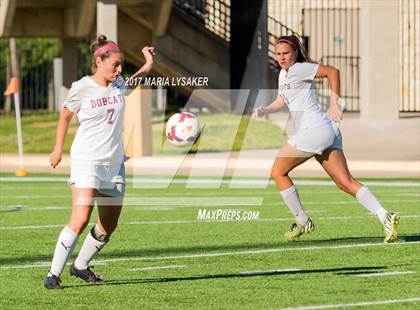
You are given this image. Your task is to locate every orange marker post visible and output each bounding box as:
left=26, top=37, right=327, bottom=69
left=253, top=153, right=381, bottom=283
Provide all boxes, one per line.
left=4, top=76, right=28, bottom=176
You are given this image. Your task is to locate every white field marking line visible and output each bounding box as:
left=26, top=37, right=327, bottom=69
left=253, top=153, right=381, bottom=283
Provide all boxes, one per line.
left=355, top=271, right=416, bottom=277
left=1, top=201, right=418, bottom=212
left=85, top=200, right=420, bottom=209
left=3, top=183, right=416, bottom=189
left=261, top=215, right=420, bottom=221
left=1, top=214, right=420, bottom=230
left=32, top=199, right=414, bottom=209
left=1, top=241, right=420, bottom=270
left=1, top=177, right=419, bottom=187
left=0, top=195, right=70, bottom=198
left=301, top=199, right=420, bottom=205
left=124, top=197, right=264, bottom=206
left=0, top=263, right=51, bottom=269
left=2, top=195, right=419, bottom=208
left=0, top=206, right=325, bottom=213
left=278, top=297, right=420, bottom=310
left=0, top=199, right=266, bottom=207
left=240, top=268, right=300, bottom=275
left=317, top=215, right=420, bottom=220
left=0, top=196, right=265, bottom=206
left=0, top=224, right=67, bottom=230
left=2, top=189, right=416, bottom=196
left=2, top=194, right=420, bottom=206
left=0, top=177, right=68, bottom=182
left=2, top=197, right=419, bottom=211
left=128, top=265, right=187, bottom=271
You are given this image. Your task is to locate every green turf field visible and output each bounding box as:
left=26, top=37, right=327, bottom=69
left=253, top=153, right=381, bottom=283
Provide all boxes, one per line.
left=0, top=113, right=285, bottom=154
left=0, top=175, right=419, bottom=309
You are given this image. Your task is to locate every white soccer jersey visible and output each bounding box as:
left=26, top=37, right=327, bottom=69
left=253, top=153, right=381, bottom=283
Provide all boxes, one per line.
left=63, top=76, right=126, bottom=165
left=278, top=62, right=331, bottom=132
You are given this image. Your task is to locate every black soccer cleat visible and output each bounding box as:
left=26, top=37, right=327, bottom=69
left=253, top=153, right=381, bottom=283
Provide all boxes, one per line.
left=70, top=263, right=104, bottom=283
left=44, top=274, right=62, bottom=289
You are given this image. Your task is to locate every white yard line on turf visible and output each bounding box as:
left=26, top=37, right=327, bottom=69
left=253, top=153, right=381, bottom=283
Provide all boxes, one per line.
left=0, top=263, right=51, bottom=269
left=279, top=297, right=420, bottom=310
left=0, top=224, right=67, bottom=229
left=0, top=177, right=419, bottom=187
left=0, top=196, right=266, bottom=206
left=1, top=241, right=419, bottom=270
left=1, top=214, right=420, bottom=230
left=355, top=271, right=416, bottom=277
left=129, top=265, right=187, bottom=271
left=298, top=200, right=420, bottom=206
left=1, top=199, right=418, bottom=209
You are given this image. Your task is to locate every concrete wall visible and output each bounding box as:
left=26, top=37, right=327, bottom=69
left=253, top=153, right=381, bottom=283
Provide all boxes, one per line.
left=359, top=0, right=400, bottom=120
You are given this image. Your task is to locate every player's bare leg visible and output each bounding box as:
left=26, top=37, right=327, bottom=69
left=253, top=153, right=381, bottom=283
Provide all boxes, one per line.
left=314, top=148, right=362, bottom=196
left=44, top=187, right=95, bottom=289
left=71, top=191, right=123, bottom=283
left=271, top=144, right=315, bottom=240
left=316, top=148, right=399, bottom=243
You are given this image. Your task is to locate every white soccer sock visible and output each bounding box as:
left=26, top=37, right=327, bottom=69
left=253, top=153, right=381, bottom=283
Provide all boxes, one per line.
left=49, top=226, right=79, bottom=277
left=356, top=186, right=388, bottom=224
left=280, top=185, right=309, bottom=225
left=73, top=226, right=107, bottom=270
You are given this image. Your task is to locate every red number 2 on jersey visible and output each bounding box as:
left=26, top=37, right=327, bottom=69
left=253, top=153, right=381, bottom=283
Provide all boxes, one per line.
left=107, top=108, right=115, bottom=124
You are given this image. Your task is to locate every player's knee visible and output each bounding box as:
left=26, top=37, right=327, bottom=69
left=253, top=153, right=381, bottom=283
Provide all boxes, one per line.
left=271, top=168, right=287, bottom=181
left=68, top=217, right=90, bottom=234
left=90, top=224, right=111, bottom=243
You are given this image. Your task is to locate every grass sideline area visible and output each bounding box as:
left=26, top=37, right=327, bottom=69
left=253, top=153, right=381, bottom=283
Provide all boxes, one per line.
left=0, top=113, right=285, bottom=154
left=0, top=175, right=419, bottom=309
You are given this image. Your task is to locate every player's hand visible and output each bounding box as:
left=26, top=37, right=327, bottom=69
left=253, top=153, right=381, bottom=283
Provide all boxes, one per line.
left=49, top=151, right=62, bottom=168
left=252, top=106, right=266, bottom=119
left=326, top=105, right=342, bottom=123
left=142, top=46, right=155, bottom=67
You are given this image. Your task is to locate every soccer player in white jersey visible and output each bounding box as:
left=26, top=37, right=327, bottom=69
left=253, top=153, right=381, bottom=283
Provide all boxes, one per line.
left=253, top=35, right=399, bottom=243
left=44, top=35, right=154, bottom=289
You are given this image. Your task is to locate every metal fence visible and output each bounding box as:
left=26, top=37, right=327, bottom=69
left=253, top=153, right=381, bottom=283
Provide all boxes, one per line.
left=176, top=0, right=361, bottom=112
left=316, top=55, right=360, bottom=112
left=400, top=0, right=419, bottom=113
left=268, top=0, right=361, bottom=112
left=3, top=1, right=417, bottom=114
left=0, top=38, right=60, bottom=111
left=0, top=38, right=104, bottom=112
left=267, top=16, right=304, bottom=69
left=174, top=0, right=231, bottom=41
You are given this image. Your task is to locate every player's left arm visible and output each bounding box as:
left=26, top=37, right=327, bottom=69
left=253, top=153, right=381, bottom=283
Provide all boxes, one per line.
left=315, top=65, right=342, bottom=122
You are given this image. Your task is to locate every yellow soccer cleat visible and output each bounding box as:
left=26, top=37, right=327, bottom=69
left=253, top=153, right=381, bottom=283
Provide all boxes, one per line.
left=284, top=218, right=315, bottom=241
left=383, top=212, right=400, bottom=243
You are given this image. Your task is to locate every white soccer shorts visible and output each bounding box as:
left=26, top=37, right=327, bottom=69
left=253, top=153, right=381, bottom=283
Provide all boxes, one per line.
left=69, top=163, right=125, bottom=197
left=287, top=121, right=343, bottom=155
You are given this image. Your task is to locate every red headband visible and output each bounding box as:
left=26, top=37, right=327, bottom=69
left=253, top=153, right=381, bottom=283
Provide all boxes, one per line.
left=94, top=42, right=119, bottom=57
left=277, top=38, right=297, bottom=49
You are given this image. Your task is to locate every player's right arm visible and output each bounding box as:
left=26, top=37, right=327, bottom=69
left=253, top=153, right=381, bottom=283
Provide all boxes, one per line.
left=50, top=107, right=74, bottom=168
left=252, top=95, right=285, bottom=119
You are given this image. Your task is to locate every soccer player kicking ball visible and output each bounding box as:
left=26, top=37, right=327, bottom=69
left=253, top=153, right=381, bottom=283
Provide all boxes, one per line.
left=44, top=35, right=154, bottom=289
left=253, top=35, right=399, bottom=243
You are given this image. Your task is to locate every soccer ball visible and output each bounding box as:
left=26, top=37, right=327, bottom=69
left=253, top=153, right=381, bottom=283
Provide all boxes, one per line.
left=166, top=112, right=201, bottom=147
